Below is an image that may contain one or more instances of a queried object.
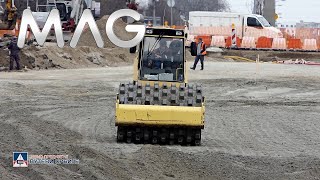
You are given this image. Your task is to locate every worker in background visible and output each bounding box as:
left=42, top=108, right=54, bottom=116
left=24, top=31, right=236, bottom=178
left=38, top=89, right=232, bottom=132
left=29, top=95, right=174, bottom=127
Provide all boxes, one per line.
left=190, top=38, right=206, bottom=70
left=8, top=37, right=21, bottom=71
left=164, top=21, right=169, bottom=28
left=6, top=0, right=17, bottom=29
left=147, top=21, right=153, bottom=27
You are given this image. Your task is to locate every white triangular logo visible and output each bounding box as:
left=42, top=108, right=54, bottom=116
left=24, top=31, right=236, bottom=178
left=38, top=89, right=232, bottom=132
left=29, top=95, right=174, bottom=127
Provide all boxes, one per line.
left=13, top=153, right=28, bottom=167
left=17, top=154, right=24, bottom=161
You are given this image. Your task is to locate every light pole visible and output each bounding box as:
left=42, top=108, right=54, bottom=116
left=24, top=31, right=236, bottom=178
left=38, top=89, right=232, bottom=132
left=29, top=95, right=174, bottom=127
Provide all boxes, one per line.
left=254, top=0, right=277, bottom=26
left=163, top=5, right=166, bottom=26
left=152, top=0, right=160, bottom=26
left=167, top=0, right=175, bottom=26
left=264, top=0, right=276, bottom=26
left=171, top=5, right=173, bottom=26
left=153, top=0, right=156, bottom=26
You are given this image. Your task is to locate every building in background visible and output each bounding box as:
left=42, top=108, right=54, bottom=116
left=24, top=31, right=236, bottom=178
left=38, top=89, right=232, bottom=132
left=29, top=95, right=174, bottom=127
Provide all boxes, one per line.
left=296, top=21, right=320, bottom=28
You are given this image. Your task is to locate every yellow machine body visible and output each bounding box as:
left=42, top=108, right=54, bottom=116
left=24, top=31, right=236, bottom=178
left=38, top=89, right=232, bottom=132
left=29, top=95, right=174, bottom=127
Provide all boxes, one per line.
left=116, top=101, right=205, bottom=128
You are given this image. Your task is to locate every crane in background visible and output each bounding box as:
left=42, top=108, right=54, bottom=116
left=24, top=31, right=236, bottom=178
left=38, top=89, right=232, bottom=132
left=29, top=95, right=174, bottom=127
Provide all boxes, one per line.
left=27, top=0, right=99, bottom=41
left=31, top=0, right=99, bottom=31
left=0, top=0, right=17, bottom=29
left=0, top=0, right=18, bottom=37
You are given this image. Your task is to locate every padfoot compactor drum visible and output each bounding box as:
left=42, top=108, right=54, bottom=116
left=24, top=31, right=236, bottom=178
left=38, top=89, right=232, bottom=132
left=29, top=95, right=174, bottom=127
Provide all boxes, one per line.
left=115, top=28, right=205, bottom=145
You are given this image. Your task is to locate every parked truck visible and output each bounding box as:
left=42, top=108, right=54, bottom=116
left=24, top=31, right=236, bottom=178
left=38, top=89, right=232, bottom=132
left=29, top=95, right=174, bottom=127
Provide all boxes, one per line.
left=188, top=11, right=283, bottom=40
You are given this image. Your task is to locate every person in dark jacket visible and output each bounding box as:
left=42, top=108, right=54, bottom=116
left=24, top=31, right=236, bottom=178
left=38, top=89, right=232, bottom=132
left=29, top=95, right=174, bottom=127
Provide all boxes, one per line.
left=149, top=40, right=170, bottom=69
left=8, top=37, right=21, bottom=70
left=190, top=38, right=207, bottom=70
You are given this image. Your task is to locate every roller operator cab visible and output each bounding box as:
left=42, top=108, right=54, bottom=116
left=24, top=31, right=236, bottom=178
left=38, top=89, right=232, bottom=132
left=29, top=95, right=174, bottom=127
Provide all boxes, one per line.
left=115, top=28, right=205, bottom=146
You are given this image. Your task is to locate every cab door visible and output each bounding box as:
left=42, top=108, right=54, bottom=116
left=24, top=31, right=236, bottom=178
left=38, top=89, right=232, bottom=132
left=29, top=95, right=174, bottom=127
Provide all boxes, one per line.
left=244, top=15, right=264, bottom=38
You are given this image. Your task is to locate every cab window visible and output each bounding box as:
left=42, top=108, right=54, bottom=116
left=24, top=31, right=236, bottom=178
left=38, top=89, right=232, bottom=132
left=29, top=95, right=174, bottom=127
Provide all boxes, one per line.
left=140, top=37, right=184, bottom=82
left=247, top=17, right=262, bottom=27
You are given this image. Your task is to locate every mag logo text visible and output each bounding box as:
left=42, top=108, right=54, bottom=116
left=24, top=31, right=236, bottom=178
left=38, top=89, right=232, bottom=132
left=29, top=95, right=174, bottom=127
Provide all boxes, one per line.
left=18, top=9, right=145, bottom=49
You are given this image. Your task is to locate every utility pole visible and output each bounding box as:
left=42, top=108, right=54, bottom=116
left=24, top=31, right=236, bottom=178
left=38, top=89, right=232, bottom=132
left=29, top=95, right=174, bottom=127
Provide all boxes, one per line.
left=167, top=0, right=175, bottom=26
left=253, top=0, right=276, bottom=26
left=170, top=6, right=173, bottom=26
left=263, top=0, right=275, bottom=26
left=153, top=0, right=156, bottom=26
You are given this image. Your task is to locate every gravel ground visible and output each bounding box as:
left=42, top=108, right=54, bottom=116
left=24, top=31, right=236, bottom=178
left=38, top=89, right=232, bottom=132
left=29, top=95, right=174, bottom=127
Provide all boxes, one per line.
left=0, top=62, right=319, bottom=180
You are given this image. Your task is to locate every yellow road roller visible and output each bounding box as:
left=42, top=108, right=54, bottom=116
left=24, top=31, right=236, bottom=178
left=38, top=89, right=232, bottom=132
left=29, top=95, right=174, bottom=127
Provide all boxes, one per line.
left=115, top=27, right=205, bottom=145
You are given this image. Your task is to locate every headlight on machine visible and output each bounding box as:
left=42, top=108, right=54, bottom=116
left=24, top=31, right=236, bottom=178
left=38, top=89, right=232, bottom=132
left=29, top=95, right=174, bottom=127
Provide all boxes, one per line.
left=176, top=31, right=183, bottom=36
left=146, top=29, right=153, bottom=34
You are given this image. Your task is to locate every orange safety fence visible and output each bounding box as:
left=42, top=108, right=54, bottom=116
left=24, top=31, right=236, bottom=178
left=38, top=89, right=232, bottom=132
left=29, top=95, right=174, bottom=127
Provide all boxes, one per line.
left=210, top=36, right=320, bottom=51
left=189, top=26, right=237, bottom=37
left=295, top=28, right=320, bottom=40
left=272, top=38, right=287, bottom=50
left=225, top=36, right=241, bottom=48
left=188, top=26, right=320, bottom=50
left=279, top=28, right=296, bottom=40
left=211, top=36, right=225, bottom=48
left=194, top=35, right=212, bottom=47
left=241, top=37, right=256, bottom=48
left=287, top=39, right=302, bottom=50
left=302, top=39, right=318, bottom=51
left=256, top=37, right=272, bottom=49
left=173, top=25, right=185, bottom=30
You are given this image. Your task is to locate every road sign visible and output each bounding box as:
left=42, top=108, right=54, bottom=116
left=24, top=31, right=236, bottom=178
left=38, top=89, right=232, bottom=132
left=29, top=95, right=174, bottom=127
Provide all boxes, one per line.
left=167, top=0, right=175, bottom=26
left=167, top=0, right=175, bottom=7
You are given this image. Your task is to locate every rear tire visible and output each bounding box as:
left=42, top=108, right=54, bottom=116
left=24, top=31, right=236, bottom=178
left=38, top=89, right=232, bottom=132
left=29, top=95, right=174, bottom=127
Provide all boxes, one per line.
left=116, top=126, right=202, bottom=146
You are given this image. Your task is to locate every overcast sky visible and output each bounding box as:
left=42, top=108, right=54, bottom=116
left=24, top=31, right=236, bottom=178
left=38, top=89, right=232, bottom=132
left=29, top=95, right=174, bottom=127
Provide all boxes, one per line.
left=229, top=0, right=320, bottom=24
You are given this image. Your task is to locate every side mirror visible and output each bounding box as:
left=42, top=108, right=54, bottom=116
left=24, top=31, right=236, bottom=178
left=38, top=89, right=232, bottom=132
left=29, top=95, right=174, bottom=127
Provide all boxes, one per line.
left=129, top=46, right=137, bottom=53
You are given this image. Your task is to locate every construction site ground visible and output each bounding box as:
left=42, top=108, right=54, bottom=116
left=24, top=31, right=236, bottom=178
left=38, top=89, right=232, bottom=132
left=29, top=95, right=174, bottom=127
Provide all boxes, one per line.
left=0, top=61, right=319, bottom=179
